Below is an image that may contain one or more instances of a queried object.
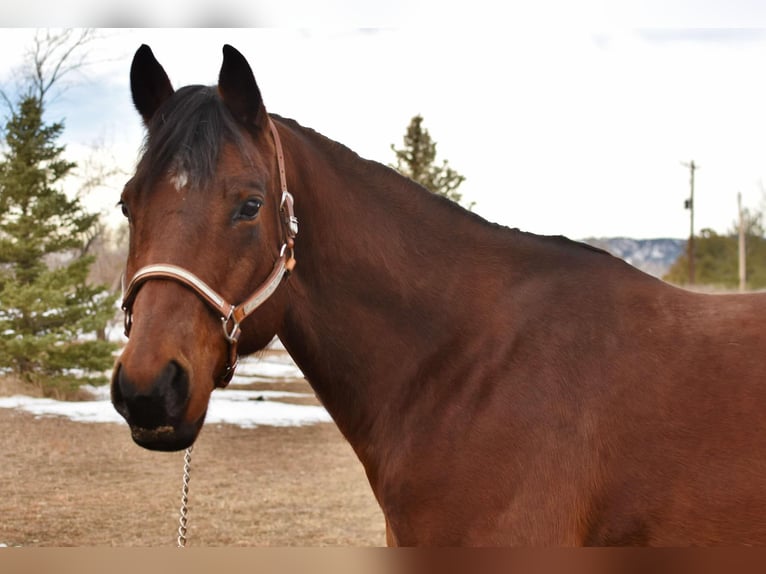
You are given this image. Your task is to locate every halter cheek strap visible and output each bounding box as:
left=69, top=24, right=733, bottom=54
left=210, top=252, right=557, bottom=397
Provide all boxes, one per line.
left=121, top=117, right=297, bottom=388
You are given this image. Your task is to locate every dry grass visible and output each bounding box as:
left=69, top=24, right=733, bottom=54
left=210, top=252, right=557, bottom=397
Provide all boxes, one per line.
left=0, top=378, right=386, bottom=547
left=0, top=373, right=100, bottom=401
left=0, top=374, right=45, bottom=398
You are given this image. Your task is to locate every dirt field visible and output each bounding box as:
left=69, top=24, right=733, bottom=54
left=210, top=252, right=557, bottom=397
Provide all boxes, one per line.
left=0, top=376, right=386, bottom=547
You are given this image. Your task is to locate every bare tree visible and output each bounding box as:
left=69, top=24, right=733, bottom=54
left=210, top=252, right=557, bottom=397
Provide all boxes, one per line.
left=25, top=28, right=99, bottom=104
left=87, top=221, right=128, bottom=292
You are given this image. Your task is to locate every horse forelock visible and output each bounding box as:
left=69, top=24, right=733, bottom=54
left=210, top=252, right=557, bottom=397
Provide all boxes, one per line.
left=135, top=84, right=251, bottom=193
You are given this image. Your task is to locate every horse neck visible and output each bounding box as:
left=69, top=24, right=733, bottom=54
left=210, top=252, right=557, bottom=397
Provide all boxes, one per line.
left=275, top=120, right=503, bottom=446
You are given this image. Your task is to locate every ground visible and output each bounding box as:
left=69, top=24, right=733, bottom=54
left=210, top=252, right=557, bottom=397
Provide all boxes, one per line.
left=0, top=375, right=386, bottom=547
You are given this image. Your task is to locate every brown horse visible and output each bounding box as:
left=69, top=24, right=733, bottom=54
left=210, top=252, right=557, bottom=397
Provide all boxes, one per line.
left=113, top=43, right=766, bottom=546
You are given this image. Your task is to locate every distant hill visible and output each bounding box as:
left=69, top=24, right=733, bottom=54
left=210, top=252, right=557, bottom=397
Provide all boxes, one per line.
left=582, top=237, right=686, bottom=278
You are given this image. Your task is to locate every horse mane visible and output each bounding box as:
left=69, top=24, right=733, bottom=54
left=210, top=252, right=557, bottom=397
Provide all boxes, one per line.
left=273, top=116, right=511, bottom=228
left=274, top=116, right=613, bottom=262
left=135, top=85, right=250, bottom=192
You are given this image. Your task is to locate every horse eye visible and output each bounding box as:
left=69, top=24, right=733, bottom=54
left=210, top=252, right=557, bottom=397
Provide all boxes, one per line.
left=118, top=200, right=130, bottom=219
left=237, top=198, right=263, bottom=220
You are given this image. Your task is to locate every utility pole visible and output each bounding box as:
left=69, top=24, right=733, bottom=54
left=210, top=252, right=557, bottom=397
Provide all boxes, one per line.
left=738, top=192, right=746, bottom=292
left=682, top=160, right=698, bottom=285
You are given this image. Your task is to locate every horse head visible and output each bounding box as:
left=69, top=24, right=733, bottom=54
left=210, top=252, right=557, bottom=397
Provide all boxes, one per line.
left=112, top=45, right=295, bottom=451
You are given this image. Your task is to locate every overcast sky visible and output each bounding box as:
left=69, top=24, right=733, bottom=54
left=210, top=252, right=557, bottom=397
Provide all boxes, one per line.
left=3, top=17, right=766, bottom=239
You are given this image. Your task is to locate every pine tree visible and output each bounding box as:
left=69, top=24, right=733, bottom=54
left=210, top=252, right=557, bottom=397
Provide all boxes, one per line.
left=0, top=95, right=117, bottom=393
left=390, top=115, right=473, bottom=209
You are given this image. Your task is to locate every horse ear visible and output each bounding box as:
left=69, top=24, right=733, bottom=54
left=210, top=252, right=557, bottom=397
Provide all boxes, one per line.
left=130, top=45, right=174, bottom=126
left=218, top=44, right=267, bottom=131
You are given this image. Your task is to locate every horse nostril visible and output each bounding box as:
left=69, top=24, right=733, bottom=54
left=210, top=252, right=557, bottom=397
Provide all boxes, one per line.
left=112, top=360, right=190, bottom=429
left=162, top=360, right=190, bottom=419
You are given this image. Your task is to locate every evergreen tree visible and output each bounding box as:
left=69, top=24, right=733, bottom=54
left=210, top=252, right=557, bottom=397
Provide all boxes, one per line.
left=390, top=115, right=473, bottom=209
left=0, top=95, right=117, bottom=392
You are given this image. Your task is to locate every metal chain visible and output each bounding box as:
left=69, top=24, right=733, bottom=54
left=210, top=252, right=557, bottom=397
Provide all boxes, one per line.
left=176, top=446, right=193, bottom=548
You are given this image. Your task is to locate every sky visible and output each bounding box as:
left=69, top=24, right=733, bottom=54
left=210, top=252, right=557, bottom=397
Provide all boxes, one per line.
left=3, top=15, right=766, bottom=239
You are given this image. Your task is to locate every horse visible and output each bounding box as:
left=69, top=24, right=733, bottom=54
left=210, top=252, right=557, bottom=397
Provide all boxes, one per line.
left=112, top=43, right=766, bottom=546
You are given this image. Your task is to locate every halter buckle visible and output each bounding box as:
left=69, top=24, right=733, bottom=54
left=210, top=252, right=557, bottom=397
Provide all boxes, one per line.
left=280, top=191, right=299, bottom=237
left=222, top=310, right=241, bottom=344
left=288, top=216, right=299, bottom=237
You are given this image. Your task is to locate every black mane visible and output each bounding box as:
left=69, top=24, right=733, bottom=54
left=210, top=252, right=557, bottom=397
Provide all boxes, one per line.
left=135, top=85, right=249, bottom=191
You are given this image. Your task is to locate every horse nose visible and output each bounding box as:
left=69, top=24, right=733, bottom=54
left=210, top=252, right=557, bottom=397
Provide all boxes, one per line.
left=112, top=360, right=190, bottom=429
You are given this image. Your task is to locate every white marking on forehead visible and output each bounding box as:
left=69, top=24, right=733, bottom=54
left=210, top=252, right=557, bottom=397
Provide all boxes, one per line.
left=170, top=170, right=189, bottom=191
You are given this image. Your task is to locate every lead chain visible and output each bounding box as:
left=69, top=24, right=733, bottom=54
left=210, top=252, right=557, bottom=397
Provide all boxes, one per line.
left=176, top=446, right=193, bottom=547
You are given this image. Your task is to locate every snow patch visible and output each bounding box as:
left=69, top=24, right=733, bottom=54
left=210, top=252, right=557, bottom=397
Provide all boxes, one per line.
left=0, top=338, right=323, bottom=428
left=0, top=388, right=330, bottom=428
left=0, top=395, right=126, bottom=424
left=230, top=355, right=304, bottom=385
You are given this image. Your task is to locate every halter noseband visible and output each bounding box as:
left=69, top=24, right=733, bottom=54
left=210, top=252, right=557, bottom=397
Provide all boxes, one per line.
left=121, top=118, right=297, bottom=388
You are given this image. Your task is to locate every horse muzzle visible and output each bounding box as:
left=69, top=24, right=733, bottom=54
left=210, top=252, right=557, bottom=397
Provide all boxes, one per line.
left=111, top=360, right=205, bottom=451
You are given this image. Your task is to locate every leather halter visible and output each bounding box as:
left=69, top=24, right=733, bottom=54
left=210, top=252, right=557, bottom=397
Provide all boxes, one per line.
left=121, top=117, right=298, bottom=387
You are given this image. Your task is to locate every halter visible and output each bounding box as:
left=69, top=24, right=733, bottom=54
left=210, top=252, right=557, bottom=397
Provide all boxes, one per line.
left=121, top=117, right=297, bottom=387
